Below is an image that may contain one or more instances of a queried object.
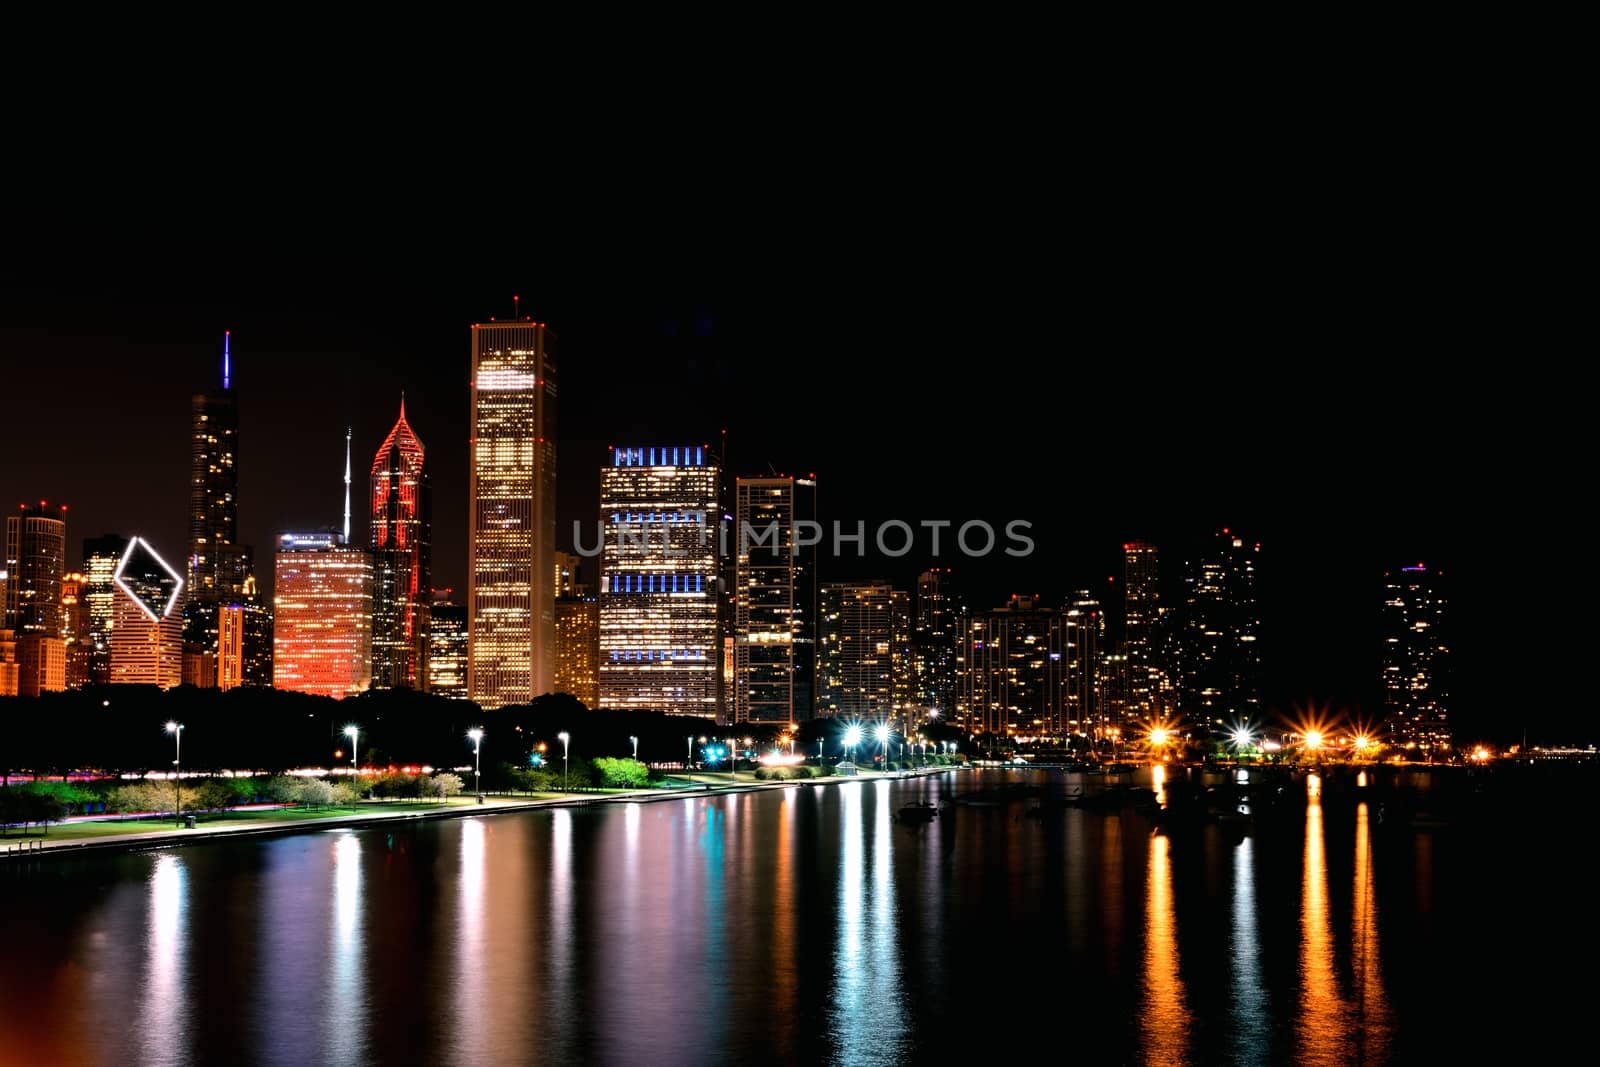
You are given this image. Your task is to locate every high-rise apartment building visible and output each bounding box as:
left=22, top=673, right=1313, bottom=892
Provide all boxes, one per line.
left=598, top=446, right=720, bottom=715
left=959, top=595, right=1068, bottom=738
left=272, top=533, right=373, bottom=699
left=60, top=572, right=89, bottom=688
left=1179, top=530, right=1261, bottom=723
left=913, top=569, right=962, bottom=719
left=1065, top=590, right=1103, bottom=734
left=109, top=536, right=186, bottom=689
left=1381, top=563, right=1450, bottom=756
left=370, top=397, right=431, bottom=690
left=733, top=476, right=817, bottom=725
left=818, top=581, right=911, bottom=725
left=468, top=319, right=557, bottom=709
left=554, top=594, right=600, bottom=708
left=1122, top=541, right=1174, bottom=721
left=4, top=502, right=68, bottom=696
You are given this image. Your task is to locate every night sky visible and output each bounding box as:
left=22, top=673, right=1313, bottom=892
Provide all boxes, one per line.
left=1, top=231, right=1581, bottom=744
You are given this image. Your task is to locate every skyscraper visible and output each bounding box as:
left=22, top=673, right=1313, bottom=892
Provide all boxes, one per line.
left=554, top=594, right=600, bottom=708
left=109, top=536, right=186, bottom=689
left=1122, top=541, right=1173, bottom=721
left=60, top=572, right=89, bottom=689
left=82, top=534, right=129, bottom=686
left=1179, top=529, right=1262, bottom=723
left=370, top=397, right=431, bottom=690
left=1065, top=589, right=1104, bottom=734
left=733, top=476, right=817, bottom=725
left=187, top=332, right=253, bottom=658
left=272, top=532, right=373, bottom=699
left=818, top=581, right=911, bottom=725
left=959, top=595, right=1069, bottom=738
left=4, top=502, right=68, bottom=696
left=913, top=569, right=962, bottom=719
left=554, top=551, right=582, bottom=597
left=598, top=446, right=720, bottom=715
left=468, top=319, right=557, bottom=709
left=427, top=594, right=469, bottom=699
left=1381, top=563, right=1450, bottom=756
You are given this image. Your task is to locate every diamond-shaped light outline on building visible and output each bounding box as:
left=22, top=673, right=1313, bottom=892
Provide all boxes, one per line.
left=113, top=536, right=185, bottom=622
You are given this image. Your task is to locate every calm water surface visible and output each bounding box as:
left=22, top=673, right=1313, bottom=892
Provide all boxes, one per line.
left=0, top=769, right=1586, bottom=1065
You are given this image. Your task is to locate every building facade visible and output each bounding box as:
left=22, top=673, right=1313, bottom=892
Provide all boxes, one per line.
left=598, top=446, right=720, bottom=715
left=82, top=534, right=129, bottom=686
left=468, top=320, right=557, bottom=708
left=554, top=595, right=600, bottom=708
left=109, top=536, right=186, bottom=689
left=4, top=502, right=68, bottom=696
left=1065, top=590, right=1103, bottom=734
left=733, top=476, right=817, bottom=725
left=427, top=597, right=469, bottom=699
left=1179, top=530, right=1262, bottom=723
left=818, top=581, right=911, bottom=725
left=370, top=397, right=431, bottom=690
left=272, top=533, right=373, bottom=699
left=187, top=332, right=253, bottom=664
left=959, top=595, right=1068, bottom=739
left=1122, top=541, right=1174, bottom=722
left=1381, top=563, right=1450, bottom=756
left=913, top=568, right=962, bottom=720
left=60, top=572, right=90, bottom=688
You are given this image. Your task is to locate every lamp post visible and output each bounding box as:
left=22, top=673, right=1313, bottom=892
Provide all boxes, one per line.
left=344, top=725, right=359, bottom=777
left=687, top=735, right=694, bottom=767
left=875, top=722, right=890, bottom=771
left=468, top=728, right=484, bottom=796
left=630, top=735, right=639, bottom=762
left=558, top=731, right=570, bottom=790
left=843, top=724, right=862, bottom=767
left=165, top=721, right=184, bottom=826
left=817, top=737, right=824, bottom=762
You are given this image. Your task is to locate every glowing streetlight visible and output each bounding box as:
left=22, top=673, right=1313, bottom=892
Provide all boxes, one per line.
left=467, top=728, right=484, bottom=796
left=1231, top=727, right=1254, bottom=749
left=875, top=723, right=891, bottom=769
left=344, top=725, right=360, bottom=776
left=1149, top=727, right=1171, bottom=747
left=629, top=735, right=639, bottom=762
left=687, top=735, right=695, bottom=766
left=1304, top=730, right=1324, bottom=751
left=843, top=723, right=862, bottom=764
left=1353, top=735, right=1372, bottom=753
left=165, top=721, right=184, bottom=826
left=557, top=731, right=570, bottom=790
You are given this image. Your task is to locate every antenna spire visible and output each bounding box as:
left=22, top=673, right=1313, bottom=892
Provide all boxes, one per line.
left=342, top=427, right=352, bottom=545
left=514, top=293, right=520, bottom=319
left=399, top=391, right=406, bottom=421
left=222, top=330, right=231, bottom=390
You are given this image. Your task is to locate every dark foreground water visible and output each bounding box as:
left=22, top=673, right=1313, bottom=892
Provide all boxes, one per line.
left=0, top=768, right=1590, bottom=1065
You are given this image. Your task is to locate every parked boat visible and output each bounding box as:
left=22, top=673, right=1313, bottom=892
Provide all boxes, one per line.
left=898, top=803, right=939, bottom=822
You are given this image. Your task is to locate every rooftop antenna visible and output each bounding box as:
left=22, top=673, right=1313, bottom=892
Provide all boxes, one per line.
left=514, top=293, right=520, bottom=319
left=222, top=330, right=232, bottom=390
left=342, top=427, right=353, bottom=544
left=399, top=390, right=406, bottom=421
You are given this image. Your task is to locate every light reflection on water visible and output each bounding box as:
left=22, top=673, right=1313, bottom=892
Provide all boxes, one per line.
left=1232, top=836, right=1270, bottom=1065
left=1142, top=831, right=1190, bottom=1065
left=138, top=853, right=188, bottom=1064
left=328, top=832, right=365, bottom=1064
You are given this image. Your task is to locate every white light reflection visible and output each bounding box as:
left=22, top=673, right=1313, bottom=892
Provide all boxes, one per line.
left=137, top=853, right=189, bottom=1063
left=1231, top=837, right=1269, bottom=1064
left=327, top=832, right=365, bottom=1063
left=450, top=819, right=487, bottom=1061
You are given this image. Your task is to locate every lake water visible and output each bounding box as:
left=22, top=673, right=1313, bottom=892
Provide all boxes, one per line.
left=0, top=768, right=1586, bottom=1065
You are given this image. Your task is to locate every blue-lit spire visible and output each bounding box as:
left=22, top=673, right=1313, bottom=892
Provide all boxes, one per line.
left=222, top=330, right=232, bottom=390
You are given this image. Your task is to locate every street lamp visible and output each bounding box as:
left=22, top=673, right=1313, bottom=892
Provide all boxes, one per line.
left=875, top=722, right=890, bottom=770
left=467, top=728, right=484, bottom=796
left=687, top=735, right=694, bottom=767
left=557, top=731, right=571, bottom=790
left=344, top=725, right=360, bottom=777
left=630, top=735, right=639, bottom=762
left=165, top=721, right=184, bottom=826
left=843, top=724, right=862, bottom=765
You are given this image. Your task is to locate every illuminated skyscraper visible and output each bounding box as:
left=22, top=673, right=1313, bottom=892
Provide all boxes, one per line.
left=959, top=595, right=1068, bottom=738
left=370, top=397, right=431, bottom=690
left=468, top=319, right=557, bottom=709
left=555, top=551, right=582, bottom=597
left=913, top=569, right=962, bottom=719
left=1179, top=529, right=1261, bottom=722
left=109, top=536, right=186, bottom=689
left=818, top=581, right=911, bottom=725
left=427, top=596, right=469, bottom=699
left=1065, top=590, right=1103, bottom=734
left=1122, top=540, right=1174, bottom=722
left=272, top=533, right=373, bottom=699
left=4, top=502, right=68, bottom=696
left=0, top=630, right=17, bottom=697
left=555, top=594, right=600, bottom=708
left=187, top=332, right=253, bottom=659
left=82, top=534, right=129, bottom=685
left=1381, top=563, right=1450, bottom=756
left=60, top=572, right=89, bottom=688
left=598, top=446, right=720, bottom=715
left=734, top=476, right=817, bottom=724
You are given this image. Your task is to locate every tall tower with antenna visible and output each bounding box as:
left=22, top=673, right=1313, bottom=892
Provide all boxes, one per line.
left=186, top=330, right=254, bottom=659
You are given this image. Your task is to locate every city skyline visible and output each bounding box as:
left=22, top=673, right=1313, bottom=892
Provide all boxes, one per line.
left=0, top=273, right=1547, bottom=742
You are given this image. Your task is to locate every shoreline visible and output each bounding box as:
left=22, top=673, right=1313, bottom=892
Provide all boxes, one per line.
left=4, top=766, right=957, bottom=863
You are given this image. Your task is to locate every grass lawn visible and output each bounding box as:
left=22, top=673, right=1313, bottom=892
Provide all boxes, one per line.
left=4, top=796, right=545, bottom=844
